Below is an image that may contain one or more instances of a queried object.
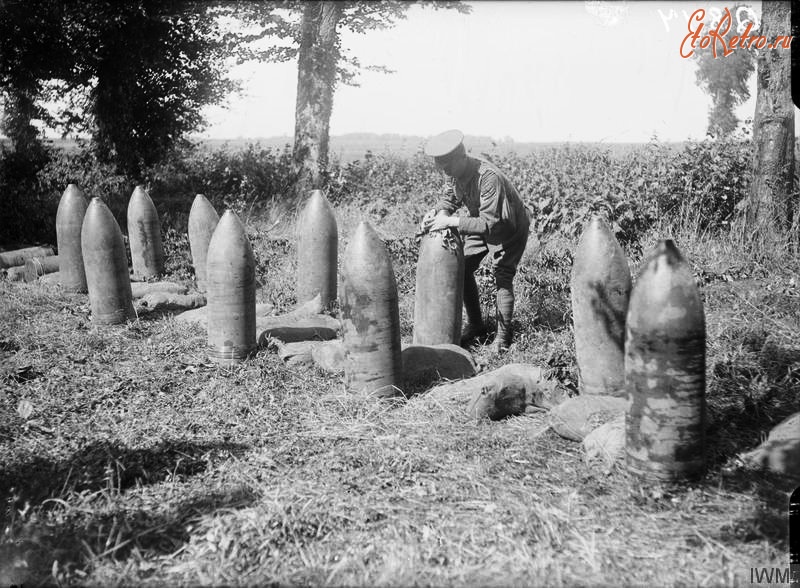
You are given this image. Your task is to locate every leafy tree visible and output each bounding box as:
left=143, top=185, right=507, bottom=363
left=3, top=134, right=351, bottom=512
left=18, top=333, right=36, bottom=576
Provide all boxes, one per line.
left=692, top=5, right=756, bottom=138
left=739, top=1, right=795, bottom=248
left=0, top=0, right=71, bottom=158
left=225, top=0, right=470, bottom=196
left=0, top=0, right=237, bottom=175
left=79, top=2, right=235, bottom=175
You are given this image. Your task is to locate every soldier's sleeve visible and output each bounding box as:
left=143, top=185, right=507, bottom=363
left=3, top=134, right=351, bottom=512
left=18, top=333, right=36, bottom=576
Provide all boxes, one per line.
left=433, top=178, right=459, bottom=214
left=457, top=170, right=504, bottom=236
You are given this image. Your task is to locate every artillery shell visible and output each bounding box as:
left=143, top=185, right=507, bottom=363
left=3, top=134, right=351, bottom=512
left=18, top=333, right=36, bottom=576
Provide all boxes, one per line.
left=570, top=216, right=631, bottom=396
left=81, top=198, right=135, bottom=325
left=413, top=230, right=464, bottom=345
left=127, top=185, right=165, bottom=279
left=55, top=184, right=89, bottom=292
left=339, top=221, right=402, bottom=397
left=4, top=266, right=26, bottom=281
left=0, top=245, right=55, bottom=269
left=188, top=194, right=219, bottom=292
left=23, top=255, right=60, bottom=282
left=625, top=240, right=706, bottom=481
left=296, top=190, right=338, bottom=308
left=206, top=210, right=256, bottom=365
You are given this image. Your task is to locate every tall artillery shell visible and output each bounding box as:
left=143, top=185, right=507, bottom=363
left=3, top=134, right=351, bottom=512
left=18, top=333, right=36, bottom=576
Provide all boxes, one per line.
left=206, top=210, right=256, bottom=365
left=0, top=245, right=55, bottom=269
left=81, top=198, right=135, bottom=325
left=412, top=229, right=464, bottom=345
left=24, top=255, right=60, bottom=282
left=127, top=185, right=165, bottom=279
left=570, top=216, right=631, bottom=397
left=56, top=183, right=89, bottom=292
left=188, top=194, right=220, bottom=292
left=625, top=240, right=706, bottom=481
left=296, top=190, right=338, bottom=308
left=339, top=221, right=402, bottom=397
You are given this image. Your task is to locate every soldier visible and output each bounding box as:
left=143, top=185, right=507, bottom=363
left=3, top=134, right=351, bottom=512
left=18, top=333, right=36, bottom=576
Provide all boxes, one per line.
left=420, top=129, right=530, bottom=352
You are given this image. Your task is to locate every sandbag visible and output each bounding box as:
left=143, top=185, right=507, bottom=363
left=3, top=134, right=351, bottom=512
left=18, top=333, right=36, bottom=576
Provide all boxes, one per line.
left=468, top=382, right=527, bottom=421
left=402, top=343, right=477, bottom=384
left=583, top=413, right=625, bottom=470
left=311, top=340, right=346, bottom=374
left=425, top=363, right=562, bottom=420
left=549, top=394, right=628, bottom=442
left=135, top=292, right=206, bottom=314
left=130, top=281, right=188, bottom=298
left=257, top=314, right=340, bottom=345
left=277, top=341, right=324, bottom=367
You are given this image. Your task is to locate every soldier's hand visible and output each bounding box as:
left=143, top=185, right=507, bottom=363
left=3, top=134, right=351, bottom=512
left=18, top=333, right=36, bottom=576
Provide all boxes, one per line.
left=420, top=209, right=437, bottom=232
left=428, top=214, right=458, bottom=232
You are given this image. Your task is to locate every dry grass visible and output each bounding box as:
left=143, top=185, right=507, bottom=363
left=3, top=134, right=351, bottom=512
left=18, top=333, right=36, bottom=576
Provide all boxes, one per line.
left=0, top=214, right=797, bottom=587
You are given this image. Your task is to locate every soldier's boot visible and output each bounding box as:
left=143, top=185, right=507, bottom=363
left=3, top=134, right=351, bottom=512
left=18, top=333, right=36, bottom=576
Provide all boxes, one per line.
left=493, top=286, right=514, bottom=353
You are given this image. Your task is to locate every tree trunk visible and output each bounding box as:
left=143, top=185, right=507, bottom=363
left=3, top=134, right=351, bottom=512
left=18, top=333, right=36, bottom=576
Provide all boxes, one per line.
left=741, top=1, right=795, bottom=249
left=2, top=87, right=45, bottom=158
left=293, top=1, right=342, bottom=197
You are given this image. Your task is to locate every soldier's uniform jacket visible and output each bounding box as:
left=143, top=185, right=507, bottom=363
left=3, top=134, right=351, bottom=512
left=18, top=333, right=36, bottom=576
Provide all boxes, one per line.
left=434, top=156, right=530, bottom=246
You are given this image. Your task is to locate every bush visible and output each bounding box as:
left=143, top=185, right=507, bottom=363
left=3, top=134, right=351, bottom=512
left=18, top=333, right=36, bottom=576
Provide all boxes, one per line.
left=492, top=139, right=752, bottom=252
left=650, top=138, right=752, bottom=231
left=328, top=151, right=446, bottom=219
left=0, top=138, right=755, bottom=252
left=147, top=142, right=297, bottom=229
left=0, top=146, right=58, bottom=244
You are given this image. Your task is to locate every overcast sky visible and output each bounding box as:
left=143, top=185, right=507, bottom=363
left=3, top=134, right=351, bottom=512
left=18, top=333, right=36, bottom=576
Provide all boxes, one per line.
left=201, top=0, right=779, bottom=143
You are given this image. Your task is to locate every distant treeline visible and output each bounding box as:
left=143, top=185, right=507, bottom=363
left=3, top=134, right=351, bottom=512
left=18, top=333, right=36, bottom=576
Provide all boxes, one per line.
left=3, top=133, right=689, bottom=165
left=167, top=134, right=688, bottom=164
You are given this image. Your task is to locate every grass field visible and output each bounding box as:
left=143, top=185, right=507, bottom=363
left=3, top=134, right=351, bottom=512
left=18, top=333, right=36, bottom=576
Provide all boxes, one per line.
left=0, top=200, right=797, bottom=585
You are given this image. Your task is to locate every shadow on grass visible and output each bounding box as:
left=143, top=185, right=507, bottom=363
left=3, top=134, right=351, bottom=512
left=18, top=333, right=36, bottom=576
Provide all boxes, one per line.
left=712, top=469, right=793, bottom=547
left=697, top=339, right=799, bottom=550
left=0, top=438, right=255, bottom=585
left=1, top=485, right=260, bottom=586
left=705, top=361, right=799, bottom=468
left=1, top=438, right=249, bottom=510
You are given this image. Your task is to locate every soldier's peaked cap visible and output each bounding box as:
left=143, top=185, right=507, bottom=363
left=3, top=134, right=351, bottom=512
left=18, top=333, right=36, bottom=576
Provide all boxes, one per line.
left=424, top=129, right=464, bottom=157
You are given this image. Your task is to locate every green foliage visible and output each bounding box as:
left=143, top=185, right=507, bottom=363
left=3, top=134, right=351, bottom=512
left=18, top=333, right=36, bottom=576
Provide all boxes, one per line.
left=328, top=151, right=445, bottom=218
left=0, top=145, right=57, bottom=244
left=0, top=0, right=237, bottom=174
left=482, top=140, right=752, bottom=252
left=147, top=143, right=297, bottom=228
left=224, top=1, right=471, bottom=87
left=83, top=1, right=235, bottom=175
left=692, top=5, right=757, bottom=138
left=1, top=139, right=755, bottom=252
left=37, top=143, right=133, bottom=222
left=653, top=138, right=752, bottom=231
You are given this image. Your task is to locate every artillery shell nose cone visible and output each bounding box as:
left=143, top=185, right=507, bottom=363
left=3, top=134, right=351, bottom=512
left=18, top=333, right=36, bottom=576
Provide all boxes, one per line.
left=627, top=239, right=704, bottom=334
left=188, top=194, right=220, bottom=292
left=206, top=209, right=256, bottom=365
left=340, top=221, right=402, bottom=397
left=56, top=184, right=89, bottom=293
left=413, top=229, right=464, bottom=345
left=625, top=239, right=706, bottom=482
left=297, top=190, right=338, bottom=308
left=127, top=185, right=164, bottom=279
left=81, top=198, right=135, bottom=325
left=570, top=215, right=631, bottom=397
